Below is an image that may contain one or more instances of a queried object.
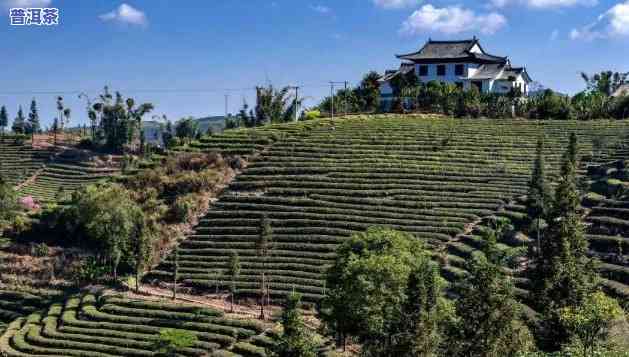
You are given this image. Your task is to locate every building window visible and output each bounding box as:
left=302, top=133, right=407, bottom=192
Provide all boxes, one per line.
left=437, top=65, right=446, bottom=76
left=455, top=64, right=464, bottom=76
left=419, top=65, right=428, bottom=76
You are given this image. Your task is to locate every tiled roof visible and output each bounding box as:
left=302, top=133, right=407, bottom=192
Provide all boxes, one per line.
left=396, top=38, right=507, bottom=64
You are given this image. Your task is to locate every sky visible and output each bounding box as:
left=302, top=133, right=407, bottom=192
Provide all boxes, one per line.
left=0, top=0, right=628, bottom=129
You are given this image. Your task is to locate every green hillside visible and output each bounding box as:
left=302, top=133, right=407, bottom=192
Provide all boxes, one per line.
left=146, top=115, right=629, bottom=302
left=0, top=293, right=273, bottom=357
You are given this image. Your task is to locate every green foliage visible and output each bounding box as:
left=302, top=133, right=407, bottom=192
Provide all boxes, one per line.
left=559, top=291, right=624, bottom=356
left=0, top=105, right=8, bottom=134
left=61, top=183, right=150, bottom=281
left=269, top=292, right=318, bottom=357
left=26, top=99, right=40, bottom=135
left=530, top=133, right=599, bottom=350
left=445, top=236, right=535, bottom=356
left=303, top=110, right=321, bottom=121
left=90, top=86, right=154, bottom=153
left=0, top=174, right=20, bottom=229
left=175, top=117, right=200, bottom=143
left=11, top=105, right=25, bottom=134
left=321, top=227, right=429, bottom=350
left=581, top=71, right=628, bottom=96
left=154, top=328, right=198, bottom=356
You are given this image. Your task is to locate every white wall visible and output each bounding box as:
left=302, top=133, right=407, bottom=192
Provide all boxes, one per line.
left=415, top=63, right=471, bottom=86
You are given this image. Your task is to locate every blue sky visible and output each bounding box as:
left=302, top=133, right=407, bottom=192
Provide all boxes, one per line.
left=0, top=0, right=628, bottom=128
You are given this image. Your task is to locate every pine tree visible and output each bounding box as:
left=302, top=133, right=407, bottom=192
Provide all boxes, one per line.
left=0, top=106, right=8, bottom=138
left=12, top=106, right=25, bottom=134
left=270, top=291, right=318, bottom=357
left=27, top=99, right=40, bottom=137
left=227, top=251, right=241, bottom=313
left=446, top=230, right=534, bottom=356
left=530, top=132, right=598, bottom=350
left=256, top=215, right=273, bottom=320
left=527, top=136, right=552, bottom=257
left=172, top=245, right=179, bottom=300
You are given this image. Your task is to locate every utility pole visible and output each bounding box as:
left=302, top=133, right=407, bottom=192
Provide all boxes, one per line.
left=330, top=82, right=335, bottom=119
left=344, top=81, right=348, bottom=116
left=224, top=94, right=229, bottom=118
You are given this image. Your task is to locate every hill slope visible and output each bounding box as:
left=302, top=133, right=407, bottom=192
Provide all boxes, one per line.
left=147, top=115, right=629, bottom=301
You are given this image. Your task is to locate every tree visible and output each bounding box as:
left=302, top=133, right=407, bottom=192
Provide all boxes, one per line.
left=174, top=117, right=199, bottom=143
left=0, top=175, right=19, bottom=229
left=256, top=214, right=273, bottom=320
left=527, top=136, right=552, bottom=257
left=0, top=106, right=8, bottom=137
left=61, top=183, right=148, bottom=283
left=90, top=87, right=154, bottom=153
left=12, top=106, right=25, bottom=134
left=227, top=250, right=241, bottom=313
left=559, top=291, right=624, bottom=356
left=270, top=292, right=318, bottom=357
left=359, top=71, right=382, bottom=112
left=445, top=231, right=534, bottom=356
left=27, top=99, right=40, bottom=137
left=390, top=253, right=451, bottom=356
left=51, top=117, right=59, bottom=146
left=154, top=328, right=197, bottom=357
left=581, top=71, right=628, bottom=96
left=172, top=245, right=179, bottom=300
left=321, top=227, right=426, bottom=351
left=530, top=133, right=598, bottom=350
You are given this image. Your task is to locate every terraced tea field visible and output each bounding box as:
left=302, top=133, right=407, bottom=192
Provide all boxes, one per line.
left=17, top=150, right=120, bottom=203
left=0, top=293, right=273, bottom=356
left=147, top=115, right=629, bottom=303
left=0, top=137, right=55, bottom=187
left=0, top=137, right=120, bottom=204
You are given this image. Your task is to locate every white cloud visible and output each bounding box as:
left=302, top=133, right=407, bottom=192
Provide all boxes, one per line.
left=309, top=4, right=331, bottom=14
left=99, top=3, right=147, bottom=26
left=372, top=0, right=421, bottom=9
left=400, top=4, right=507, bottom=35
left=489, top=0, right=597, bottom=8
left=3, top=0, right=51, bottom=7
left=571, top=0, right=629, bottom=40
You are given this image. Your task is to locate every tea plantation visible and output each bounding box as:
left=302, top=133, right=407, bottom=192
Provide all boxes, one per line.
left=0, top=137, right=120, bottom=203
left=0, top=293, right=272, bottom=357
left=146, top=115, right=629, bottom=303
left=0, top=137, right=55, bottom=187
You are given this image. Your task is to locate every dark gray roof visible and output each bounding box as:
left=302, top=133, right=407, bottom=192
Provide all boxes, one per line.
left=396, top=38, right=507, bottom=64
left=380, top=62, right=415, bottom=82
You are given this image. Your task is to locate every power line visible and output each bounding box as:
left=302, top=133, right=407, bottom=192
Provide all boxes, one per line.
left=0, top=83, right=332, bottom=96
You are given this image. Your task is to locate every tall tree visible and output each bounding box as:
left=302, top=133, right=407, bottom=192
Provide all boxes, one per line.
left=359, top=71, right=382, bottom=112
left=530, top=133, right=598, bottom=350
left=12, top=106, right=25, bottom=134
left=269, top=292, right=318, bottom=357
left=51, top=117, right=59, bottom=146
left=27, top=99, right=41, bottom=137
left=446, top=231, right=534, bottom=356
left=227, top=250, right=241, bottom=313
left=256, top=215, right=273, bottom=320
left=0, top=106, right=8, bottom=138
left=581, top=71, right=628, bottom=96
left=392, top=254, right=450, bottom=356
left=172, top=245, right=179, bottom=300
left=321, top=227, right=426, bottom=352
left=527, top=136, right=552, bottom=257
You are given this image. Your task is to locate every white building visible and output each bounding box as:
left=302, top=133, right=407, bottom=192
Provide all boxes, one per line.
left=380, top=37, right=532, bottom=103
